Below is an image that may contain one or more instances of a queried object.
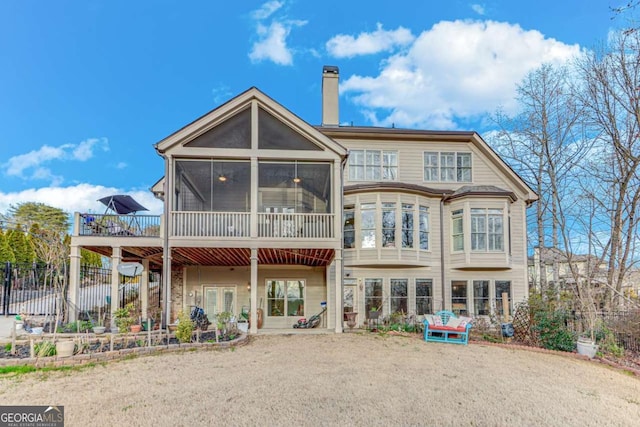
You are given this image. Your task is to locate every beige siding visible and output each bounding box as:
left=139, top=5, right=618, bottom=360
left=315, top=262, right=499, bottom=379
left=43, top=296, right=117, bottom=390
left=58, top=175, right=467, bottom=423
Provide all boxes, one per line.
left=182, top=265, right=328, bottom=329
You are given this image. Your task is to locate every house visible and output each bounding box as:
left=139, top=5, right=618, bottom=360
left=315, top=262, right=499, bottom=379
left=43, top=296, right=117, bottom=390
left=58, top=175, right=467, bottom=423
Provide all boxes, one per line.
left=68, top=66, right=537, bottom=333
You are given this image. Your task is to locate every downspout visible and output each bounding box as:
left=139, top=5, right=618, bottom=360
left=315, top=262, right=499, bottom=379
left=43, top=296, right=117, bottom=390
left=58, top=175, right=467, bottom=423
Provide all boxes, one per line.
left=162, top=154, right=172, bottom=328
left=339, top=154, right=348, bottom=331
left=440, top=194, right=446, bottom=311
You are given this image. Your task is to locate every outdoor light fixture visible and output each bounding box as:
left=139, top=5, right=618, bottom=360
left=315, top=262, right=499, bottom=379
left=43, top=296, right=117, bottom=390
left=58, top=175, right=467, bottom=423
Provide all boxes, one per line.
left=293, top=161, right=301, bottom=183
left=218, top=175, right=227, bottom=182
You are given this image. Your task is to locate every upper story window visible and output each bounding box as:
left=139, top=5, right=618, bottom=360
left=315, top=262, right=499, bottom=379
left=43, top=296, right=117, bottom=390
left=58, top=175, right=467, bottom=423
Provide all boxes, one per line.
left=360, top=203, right=376, bottom=248
left=451, top=209, right=464, bottom=251
left=471, top=208, right=504, bottom=251
left=382, top=203, right=396, bottom=248
left=423, top=152, right=472, bottom=182
left=344, top=206, right=355, bottom=249
left=346, top=201, right=429, bottom=251
left=349, top=150, right=398, bottom=181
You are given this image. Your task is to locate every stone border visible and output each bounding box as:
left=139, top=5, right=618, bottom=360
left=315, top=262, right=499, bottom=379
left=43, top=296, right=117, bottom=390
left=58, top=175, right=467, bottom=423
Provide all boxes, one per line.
left=0, top=334, right=249, bottom=369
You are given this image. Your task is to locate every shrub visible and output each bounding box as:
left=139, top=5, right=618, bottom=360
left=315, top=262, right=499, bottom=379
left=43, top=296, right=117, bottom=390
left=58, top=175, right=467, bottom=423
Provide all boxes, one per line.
left=34, top=341, right=56, bottom=357
left=533, top=310, right=576, bottom=352
left=175, top=311, right=193, bottom=344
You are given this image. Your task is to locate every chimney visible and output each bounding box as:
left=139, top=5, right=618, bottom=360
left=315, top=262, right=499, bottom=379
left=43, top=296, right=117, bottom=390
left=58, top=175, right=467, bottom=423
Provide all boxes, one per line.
left=322, top=65, right=339, bottom=127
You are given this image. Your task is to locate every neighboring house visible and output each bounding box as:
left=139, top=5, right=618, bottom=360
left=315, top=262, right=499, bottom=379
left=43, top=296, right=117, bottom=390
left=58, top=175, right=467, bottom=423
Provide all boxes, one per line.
left=529, top=246, right=639, bottom=308
left=68, top=66, right=537, bottom=333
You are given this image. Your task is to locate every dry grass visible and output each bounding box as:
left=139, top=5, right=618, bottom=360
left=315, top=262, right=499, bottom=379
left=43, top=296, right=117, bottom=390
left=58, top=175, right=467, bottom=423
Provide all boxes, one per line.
left=1, top=333, right=639, bottom=426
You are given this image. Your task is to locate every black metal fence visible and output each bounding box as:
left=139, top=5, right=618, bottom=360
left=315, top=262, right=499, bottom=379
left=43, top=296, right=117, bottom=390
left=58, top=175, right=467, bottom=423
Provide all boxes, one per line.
left=1, top=262, right=66, bottom=316
left=2, top=262, right=162, bottom=323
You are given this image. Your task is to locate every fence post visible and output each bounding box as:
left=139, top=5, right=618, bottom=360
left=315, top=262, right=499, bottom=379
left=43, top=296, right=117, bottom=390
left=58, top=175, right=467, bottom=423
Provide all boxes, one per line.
left=3, top=262, right=12, bottom=315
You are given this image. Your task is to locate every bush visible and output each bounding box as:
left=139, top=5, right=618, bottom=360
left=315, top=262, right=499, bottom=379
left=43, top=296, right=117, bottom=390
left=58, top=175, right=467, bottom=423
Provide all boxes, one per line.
left=533, top=310, right=576, bottom=352
left=175, top=311, right=193, bottom=344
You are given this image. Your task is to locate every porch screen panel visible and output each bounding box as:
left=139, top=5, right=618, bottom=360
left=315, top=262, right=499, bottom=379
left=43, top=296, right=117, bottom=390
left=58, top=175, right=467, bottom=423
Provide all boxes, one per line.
left=184, top=107, right=251, bottom=149
left=258, top=107, right=322, bottom=150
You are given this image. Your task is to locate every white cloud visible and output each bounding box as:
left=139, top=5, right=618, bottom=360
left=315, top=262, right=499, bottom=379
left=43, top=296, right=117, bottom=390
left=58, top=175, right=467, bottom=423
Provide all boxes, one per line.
left=251, top=0, right=283, bottom=20
left=3, top=138, right=109, bottom=182
left=248, top=1, right=306, bottom=66
left=249, top=21, right=307, bottom=65
left=471, top=4, right=486, bottom=15
left=0, top=183, right=164, bottom=218
left=72, top=138, right=109, bottom=161
left=326, top=23, right=415, bottom=58
left=115, top=162, right=127, bottom=169
left=340, top=20, right=583, bottom=129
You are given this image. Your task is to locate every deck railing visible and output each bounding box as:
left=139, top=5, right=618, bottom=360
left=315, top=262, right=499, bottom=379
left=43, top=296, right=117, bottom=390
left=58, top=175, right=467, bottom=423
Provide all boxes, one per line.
left=173, top=212, right=251, bottom=237
left=171, top=211, right=334, bottom=239
left=79, top=214, right=161, bottom=237
left=258, top=212, right=334, bottom=238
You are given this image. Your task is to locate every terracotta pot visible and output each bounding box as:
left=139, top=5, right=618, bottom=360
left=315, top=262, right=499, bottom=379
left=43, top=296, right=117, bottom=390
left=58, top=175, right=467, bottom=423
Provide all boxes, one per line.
left=130, top=324, right=142, bottom=333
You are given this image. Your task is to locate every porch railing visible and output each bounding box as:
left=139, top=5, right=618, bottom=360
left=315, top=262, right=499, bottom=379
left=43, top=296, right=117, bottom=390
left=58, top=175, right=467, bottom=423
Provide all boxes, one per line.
left=79, top=213, right=161, bottom=237
left=171, top=211, right=334, bottom=239
left=173, top=212, right=251, bottom=237
left=258, top=212, right=334, bottom=238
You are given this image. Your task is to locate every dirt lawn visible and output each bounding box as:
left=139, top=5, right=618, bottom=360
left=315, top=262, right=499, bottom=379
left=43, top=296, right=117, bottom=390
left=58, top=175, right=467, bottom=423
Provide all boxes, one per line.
left=1, top=333, right=639, bottom=426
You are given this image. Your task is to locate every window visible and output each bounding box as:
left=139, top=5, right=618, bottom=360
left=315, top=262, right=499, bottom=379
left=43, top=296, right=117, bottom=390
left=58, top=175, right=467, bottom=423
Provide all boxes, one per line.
left=416, top=279, right=433, bottom=315
left=495, top=281, right=512, bottom=316
left=365, top=279, right=383, bottom=315
left=344, top=206, right=355, bottom=249
left=390, top=279, right=408, bottom=313
left=471, top=209, right=504, bottom=251
left=451, top=281, right=468, bottom=315
left=423, top=152, right=472, bottom=182
left=382, top=203, right=396, bottom=248
left=440, top=152, right=455, bottom=181
left=349, top=150, right=398, bottom=181
left=402, top=204, right=414, bottom=248
left=457, top=153, right=472, bottom=181
left=424, top=153, right=438, bottom=181
left=452, top=209, right=464, bottom=251
left=267, top=280, right=305, bottom=317
left=361, top=203, right=376, bottom=248
left=419, top=205, right=429, bottom=250
left=473, top=280, right=490, bottom=315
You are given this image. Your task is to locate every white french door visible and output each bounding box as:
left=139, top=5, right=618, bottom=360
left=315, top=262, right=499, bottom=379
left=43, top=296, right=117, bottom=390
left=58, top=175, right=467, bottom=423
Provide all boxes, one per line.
left=203, top=286, right=236, bottom=319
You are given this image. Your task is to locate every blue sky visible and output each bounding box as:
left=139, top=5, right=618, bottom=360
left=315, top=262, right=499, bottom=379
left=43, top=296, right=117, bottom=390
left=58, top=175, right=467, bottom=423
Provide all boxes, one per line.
left=0, top=0, right=629, bottom=217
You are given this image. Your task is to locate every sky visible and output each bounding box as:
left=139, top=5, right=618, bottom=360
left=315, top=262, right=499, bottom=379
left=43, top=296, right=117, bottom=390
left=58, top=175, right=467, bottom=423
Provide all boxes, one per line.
left=0, top=0, right=631, bottom=218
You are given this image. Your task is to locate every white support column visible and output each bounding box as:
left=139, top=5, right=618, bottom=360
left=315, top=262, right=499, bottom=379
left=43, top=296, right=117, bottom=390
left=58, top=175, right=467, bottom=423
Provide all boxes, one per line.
left=141, top=259, right=149, bottom=320
left=110, top=246, right=121, bottom=331
left=250, top=248, right=258, bottom=334
left=334, top=249, right=343, bottom=333
left=68, top=245, right=81, bottom=322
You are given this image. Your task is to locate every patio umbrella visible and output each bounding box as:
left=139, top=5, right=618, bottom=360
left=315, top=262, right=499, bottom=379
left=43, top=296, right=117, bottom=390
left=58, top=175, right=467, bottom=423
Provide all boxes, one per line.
left=98, top=195, right=148, bottom=215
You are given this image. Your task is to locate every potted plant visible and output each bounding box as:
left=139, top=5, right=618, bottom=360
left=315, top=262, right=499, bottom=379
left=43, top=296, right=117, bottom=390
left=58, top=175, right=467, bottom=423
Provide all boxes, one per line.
left=93, top=306, right=107, bottom=334
left=114, top=303, right=137, bottom=333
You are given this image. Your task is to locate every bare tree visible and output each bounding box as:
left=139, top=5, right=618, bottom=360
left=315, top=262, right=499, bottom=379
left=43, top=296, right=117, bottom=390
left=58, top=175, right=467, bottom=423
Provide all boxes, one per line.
left=492, top=64, right=590, bottom=294
left=576, top=30, right=640, bottom=309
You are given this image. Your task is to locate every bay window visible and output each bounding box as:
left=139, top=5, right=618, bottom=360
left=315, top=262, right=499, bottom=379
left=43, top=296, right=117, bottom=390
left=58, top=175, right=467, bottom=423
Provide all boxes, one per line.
left=361, top=203, right=376, bottom=248
left=452, top=209, right=464, bottom=251
left=419, top=206, right=429, bottom=250
left=382, top=203, right=396, bottom=248
left=471, top=209, right=504, bottom=251
left=402, top=204, right=414, bottom=248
